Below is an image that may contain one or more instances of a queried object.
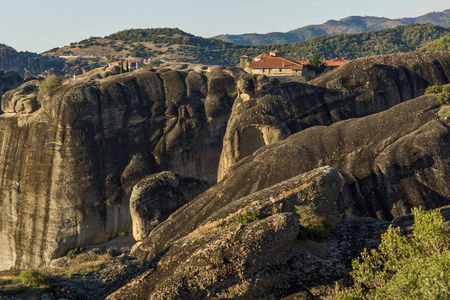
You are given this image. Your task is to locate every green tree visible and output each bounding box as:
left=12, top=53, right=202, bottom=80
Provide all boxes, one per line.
left=334, top=208, right=450, bottom=299
left=307, top=53, right=327, bottom=75
left=120, top=60, right=124, bottom=74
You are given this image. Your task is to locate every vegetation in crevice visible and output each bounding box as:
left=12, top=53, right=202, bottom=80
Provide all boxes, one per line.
left=234, top=211, right=272, bottom=225
left=334, top=208, right=450, bottom=299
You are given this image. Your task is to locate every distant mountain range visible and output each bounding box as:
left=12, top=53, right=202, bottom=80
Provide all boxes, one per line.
left=1, top=18, right=449, bottom=77
left=212, top=9, right=450, bottom=45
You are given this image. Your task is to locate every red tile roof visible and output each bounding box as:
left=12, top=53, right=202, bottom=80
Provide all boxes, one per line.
left=249, top=56, right=303, bottom=70
left=249, top=53, right=349, bottom=71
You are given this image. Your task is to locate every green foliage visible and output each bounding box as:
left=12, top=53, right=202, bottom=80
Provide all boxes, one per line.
left=37, top=75, right=62, bottom=104
left=295, top=205, right=335, bottom=242
left=297, top=221, right=335, bottom=242
left=420, top=33, right=450, bottom=52
left=306, top=53, right=327, bottom=75
left=435, top=91, right=450, bottom=106
left=17, top=269, right=50, bottom=288
left=426, top=84, right=450, bottom=106
left=334, top=208, right=450, bottom=300
left=38, top=75, right=62, bottom=94
left=234, top=211, right=272, bottom=225
left=66, top=247, right=85, bottom=259
left=425, top=85, right=444, bottom=94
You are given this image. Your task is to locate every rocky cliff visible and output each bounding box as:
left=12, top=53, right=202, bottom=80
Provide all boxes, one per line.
left=218, top=52, right=450, bottom=180
left=0, top=70, right=23, bottom=104
left=0, top=66, right=237, bottom=270
left=1, top=51, right=450, bottom=294
left=132, top=94, right=450, bottom=263
left=119, top=94, right=450, bottom=298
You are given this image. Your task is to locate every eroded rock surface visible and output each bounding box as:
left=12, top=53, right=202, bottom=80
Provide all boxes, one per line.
left=0, top=67, right=236, bottom=270
left=218, top=52, right=450, bottom=180
left=111, top=167, right=346, bottom=299
left=133, top=94, right=450, bottom=267
left=130, top=171, right=209, bottom=241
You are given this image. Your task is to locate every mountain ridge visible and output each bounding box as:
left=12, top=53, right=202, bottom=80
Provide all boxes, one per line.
left=212, top=9, right=450, bottom=45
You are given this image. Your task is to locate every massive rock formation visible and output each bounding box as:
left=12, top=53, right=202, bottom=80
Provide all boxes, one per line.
left=133, top=94, right=450, bottom=263
left=117, top=93, right=450, bottom=298
left=0, top=67, right=237, bottom=270
left=110, top=166, right=348, bottom=299
left=218, top=52, right=450, bottom=180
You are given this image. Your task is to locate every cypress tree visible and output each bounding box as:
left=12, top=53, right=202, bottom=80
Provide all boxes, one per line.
left=120, top=60, right=124, bottom=74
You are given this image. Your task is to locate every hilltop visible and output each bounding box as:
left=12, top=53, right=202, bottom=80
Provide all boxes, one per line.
left=41, top=24, right=450, bottom=67
left=42, top=28, right=254, bottom=66
left=213, top=9, right=450, bottom=45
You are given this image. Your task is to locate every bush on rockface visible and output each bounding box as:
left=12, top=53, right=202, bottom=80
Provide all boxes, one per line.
left=66, top=247, right=85, bottom=259
left=234, top=211, right=272, bottom=225
left=425, top=84, right=450, bottom=106
left=295, top=205, right=335, bottom=242
left=334, top=208, right=450, bottom=300
left=37, top=75, right=62, bottom=104
left=17, top=269, right=50, bottom=288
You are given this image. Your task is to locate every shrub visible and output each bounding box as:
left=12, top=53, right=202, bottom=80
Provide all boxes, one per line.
left=295, top=205, right=335, bottom=242
left=426, top=84, right=450, bottom=106
left=66, top=247, right=85, bottom=259
left=435, top=91, right=450, bottom=106
left=334, top=208, right=450, bottom=299
left=18, top=269, right=50, bottom=287
left=37, top=75, right=62, bottom=104
left=234, top=211, right=272, bottom=225
left=425, top=85, right=443, bottom=94
left=297, top=221, right=335, bottom=242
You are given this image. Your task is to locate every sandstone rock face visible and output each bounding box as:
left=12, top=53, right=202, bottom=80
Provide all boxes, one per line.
left=130, top=171, right=209, bottom=241
left=0, top=68, right=236, bottom=270
left=218, top=52, right=450, bottom=180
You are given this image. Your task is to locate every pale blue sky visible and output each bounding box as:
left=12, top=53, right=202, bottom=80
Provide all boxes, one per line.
left=0, top=0, right=448, bottom=53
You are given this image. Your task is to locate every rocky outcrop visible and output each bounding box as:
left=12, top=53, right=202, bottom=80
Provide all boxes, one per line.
left=0, top=67, right=237, bottom=270
left=133, top=94, right=450, bottom=266
left=0, top=70, right=23, bottom=105
left=132, top=166, right=342, bottom=262
left=1, top=79, right=40, bottom=114
left=218, top=52, right=450, bottom=180
left=130, top=171, right=209, bottom=241
left=111, top=167, right=346, bottom=299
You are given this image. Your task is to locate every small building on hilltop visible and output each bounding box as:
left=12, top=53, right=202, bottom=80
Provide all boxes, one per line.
left=249, top=50, right=304, bottom=75
left=248, top=50, right=348, bottom=77
left=109, top=59, right=141, bottom=69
